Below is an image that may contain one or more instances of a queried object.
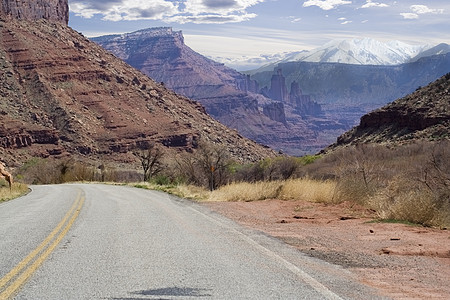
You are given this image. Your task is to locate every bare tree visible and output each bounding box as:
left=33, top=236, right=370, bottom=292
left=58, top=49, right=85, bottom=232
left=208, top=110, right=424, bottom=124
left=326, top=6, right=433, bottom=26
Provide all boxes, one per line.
left=134, top=143, right=164, bottom=182
left=175, top=142, right=231, bottom=190
left=196, top=142, right=230, bottom=191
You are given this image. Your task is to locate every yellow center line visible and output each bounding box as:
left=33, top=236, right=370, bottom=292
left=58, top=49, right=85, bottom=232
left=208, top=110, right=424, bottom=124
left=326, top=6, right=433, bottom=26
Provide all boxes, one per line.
left=0, top=192, right=81, bottom=290
left=0, top=192, right=85, bottom=300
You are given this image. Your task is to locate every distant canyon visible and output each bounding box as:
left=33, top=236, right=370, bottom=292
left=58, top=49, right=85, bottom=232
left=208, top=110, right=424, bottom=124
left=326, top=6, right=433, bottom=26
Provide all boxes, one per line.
left=93, top=28, right=450, bottom=155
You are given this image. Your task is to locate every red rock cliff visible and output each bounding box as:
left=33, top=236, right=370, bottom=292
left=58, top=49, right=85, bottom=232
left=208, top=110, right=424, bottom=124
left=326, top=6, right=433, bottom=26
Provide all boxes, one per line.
left=1, top=0, right=68, bottom=24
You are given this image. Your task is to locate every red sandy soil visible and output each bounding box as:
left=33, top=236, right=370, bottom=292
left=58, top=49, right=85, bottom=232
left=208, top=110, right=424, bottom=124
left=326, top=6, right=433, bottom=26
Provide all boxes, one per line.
left=203, top=199, right=450, bottom=299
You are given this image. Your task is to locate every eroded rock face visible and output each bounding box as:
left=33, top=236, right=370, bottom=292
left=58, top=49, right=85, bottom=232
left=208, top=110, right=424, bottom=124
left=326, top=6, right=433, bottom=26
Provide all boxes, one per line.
left=328, top=73, right=450, bottom=148
left=0, top=0, right=68, bottom=24
left=263, top=102, right=287, bottom=125
left=0, top=17, right=275, bottom=166
left=91, top=28, right=323, bottom=155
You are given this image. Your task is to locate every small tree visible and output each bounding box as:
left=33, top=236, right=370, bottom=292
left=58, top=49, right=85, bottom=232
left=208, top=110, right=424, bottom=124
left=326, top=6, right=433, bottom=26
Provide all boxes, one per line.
left=196, top=142, right=230, bottom=191
left=175, top=142, right=231, bottom=190
left=134, top=143, right=164, bottom=182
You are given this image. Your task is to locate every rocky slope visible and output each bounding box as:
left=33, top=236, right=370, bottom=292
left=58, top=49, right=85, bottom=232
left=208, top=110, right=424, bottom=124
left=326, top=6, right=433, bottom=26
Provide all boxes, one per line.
left=0, top=14, right=275, bottom=167
left=92, top=28, right=334, bottom=155
left=327, top=73, right=450, bottom=148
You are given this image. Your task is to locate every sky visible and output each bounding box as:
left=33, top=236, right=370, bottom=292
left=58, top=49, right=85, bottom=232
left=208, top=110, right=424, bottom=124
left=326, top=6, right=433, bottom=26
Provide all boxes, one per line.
left=68, top=0, right=450, bottom=70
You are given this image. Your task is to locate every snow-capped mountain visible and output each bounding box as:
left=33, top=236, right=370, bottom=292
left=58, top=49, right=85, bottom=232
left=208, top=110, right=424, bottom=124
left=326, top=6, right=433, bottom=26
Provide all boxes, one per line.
left=281, top=38, right=432, bottom=65
left=410, top=43, right=450, bottom=62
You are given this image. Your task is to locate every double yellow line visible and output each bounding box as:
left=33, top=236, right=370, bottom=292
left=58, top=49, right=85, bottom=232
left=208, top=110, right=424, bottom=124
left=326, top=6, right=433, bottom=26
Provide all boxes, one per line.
left=0, top=191, right=85, bottom=299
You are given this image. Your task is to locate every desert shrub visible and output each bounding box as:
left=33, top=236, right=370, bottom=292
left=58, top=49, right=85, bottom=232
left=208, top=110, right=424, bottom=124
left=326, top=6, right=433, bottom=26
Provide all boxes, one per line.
left=232, top=160, right=266, bottom=182
left=18, top=158, right=118, bottom=184
left=310, top=141, right=450, bottom=227
left=232, top=156, right=304, bottom=182
left=370, top=176, right=444, bottom=227
left=150, top=174, right=172, bottom=186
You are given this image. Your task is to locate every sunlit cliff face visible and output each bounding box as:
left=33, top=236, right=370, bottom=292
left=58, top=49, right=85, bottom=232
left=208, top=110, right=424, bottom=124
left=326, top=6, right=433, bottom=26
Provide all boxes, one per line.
left=0, top=0, right=69, bottom=24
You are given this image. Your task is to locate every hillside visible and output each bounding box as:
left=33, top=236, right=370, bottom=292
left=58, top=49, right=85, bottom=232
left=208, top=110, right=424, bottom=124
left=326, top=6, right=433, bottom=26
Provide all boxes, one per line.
left=0, top=14, right=275, bottom=168
left=327, top=73, right=450, bottom=148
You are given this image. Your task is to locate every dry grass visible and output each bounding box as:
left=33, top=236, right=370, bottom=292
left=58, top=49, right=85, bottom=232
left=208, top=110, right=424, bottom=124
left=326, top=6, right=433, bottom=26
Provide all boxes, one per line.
left=279, top=178, right=338, bottom=203
left=208, top=181, right=282, bottom=202
left=315, top=141, right=450, bottom=227
left=369, top=176, right=450, bottom=228
left=0, top=182, right=30, bottom=203
left=168, top=184, right=210, bottom=201
left=130, top=182, right=211, bottom=201
left=207, top=178, right=337, bottom=203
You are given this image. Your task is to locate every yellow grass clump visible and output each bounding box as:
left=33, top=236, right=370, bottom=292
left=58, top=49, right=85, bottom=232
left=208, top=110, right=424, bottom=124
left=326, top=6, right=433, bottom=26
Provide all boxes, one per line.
left=279, top=178, right=338, bottom=203
left=208, top=181, right=282, bottom=202
left=208, top=178, right=337, bottom=203
left=0, top=182, right=30, bottom=203
left=170, top=184, right=210, bottom=201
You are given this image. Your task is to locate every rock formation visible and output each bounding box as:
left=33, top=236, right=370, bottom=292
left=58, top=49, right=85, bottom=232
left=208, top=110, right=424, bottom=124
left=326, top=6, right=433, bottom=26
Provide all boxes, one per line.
left=268, top=69, right=288, bottom=102
left=0, top=0, right=68, bottom=24
left=290, top=81, right=323, bottom=117
left=0, top=17, right=275, bottom=166
left=263, top=102, right=287, bottom=125
left=327, top=73, right=450, bottom=149
left=264, top=69, right=322, bottom=118
left=0, top=161, right=12, bottom=190
left=92, top=28, right=317, bottom=155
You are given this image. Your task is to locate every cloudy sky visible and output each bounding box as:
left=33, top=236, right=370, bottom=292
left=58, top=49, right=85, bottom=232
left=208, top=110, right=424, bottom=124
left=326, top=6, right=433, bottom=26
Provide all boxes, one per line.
left=68, top=0, right=450, bottom=70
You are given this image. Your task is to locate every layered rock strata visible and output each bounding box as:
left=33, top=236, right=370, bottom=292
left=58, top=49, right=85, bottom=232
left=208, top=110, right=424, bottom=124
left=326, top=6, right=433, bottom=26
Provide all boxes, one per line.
left=0, top=18, right=275, bottom=165
left=0, top=0, right=68, bottom=24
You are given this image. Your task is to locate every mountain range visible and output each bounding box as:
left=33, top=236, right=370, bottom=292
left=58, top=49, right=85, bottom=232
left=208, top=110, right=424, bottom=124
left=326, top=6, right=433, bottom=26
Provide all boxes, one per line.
left=244, top=38, right=450, bottom=73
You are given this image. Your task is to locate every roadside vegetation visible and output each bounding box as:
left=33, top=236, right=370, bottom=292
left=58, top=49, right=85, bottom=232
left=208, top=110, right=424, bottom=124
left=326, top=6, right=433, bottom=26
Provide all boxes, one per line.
left=0, top=180, right=29, bottom=203
left=13, top=140, right=450, bottom=228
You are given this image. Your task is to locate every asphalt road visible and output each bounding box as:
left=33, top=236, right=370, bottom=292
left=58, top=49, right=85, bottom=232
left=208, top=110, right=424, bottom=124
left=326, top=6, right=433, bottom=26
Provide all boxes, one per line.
left=0, top=184, right=388, bottom=299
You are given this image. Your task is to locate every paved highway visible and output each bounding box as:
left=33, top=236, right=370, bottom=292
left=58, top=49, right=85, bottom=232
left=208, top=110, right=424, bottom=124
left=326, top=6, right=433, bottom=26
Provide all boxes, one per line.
left=0, top=184, right=387, bottom=299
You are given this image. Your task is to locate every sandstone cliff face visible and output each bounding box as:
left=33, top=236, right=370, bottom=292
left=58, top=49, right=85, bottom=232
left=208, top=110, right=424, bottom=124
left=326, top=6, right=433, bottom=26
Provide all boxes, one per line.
left=0, top=18, right=275, bottom=166
left=263, top=102, right=287, bottom=125
left=92, top=28, right=322, bottom=155
left=329, top=73, right=450, bottom=148
left=0, top=0, right=68, bottom=24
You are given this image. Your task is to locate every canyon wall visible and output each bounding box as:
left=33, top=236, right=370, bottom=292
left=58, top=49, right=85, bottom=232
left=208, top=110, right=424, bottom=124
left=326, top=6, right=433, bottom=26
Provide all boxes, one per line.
left=0, top=0, right=69, bottom=24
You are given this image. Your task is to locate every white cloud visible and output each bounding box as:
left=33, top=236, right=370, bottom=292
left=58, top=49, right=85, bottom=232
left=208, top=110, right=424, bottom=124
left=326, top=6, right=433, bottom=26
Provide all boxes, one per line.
left=287, top=16, right=302, bottom=23
left=70, top=0, right=179, bottom=21
left=410, top=5, right=444, bottom=15
left=69, top=0, right=264, bottom=23
left=302, top=0, right=352, bottom=11
left=338, top=17, right=351, bottom=24
left=400, top=12, right=418, bottom=20
left=361, top=1, right=388, bottom=9
left=184, top=0, right=263, bottom=15
left=400, top=4, right=444, bottom=20
left=167, top=13, right=258, bottom=24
